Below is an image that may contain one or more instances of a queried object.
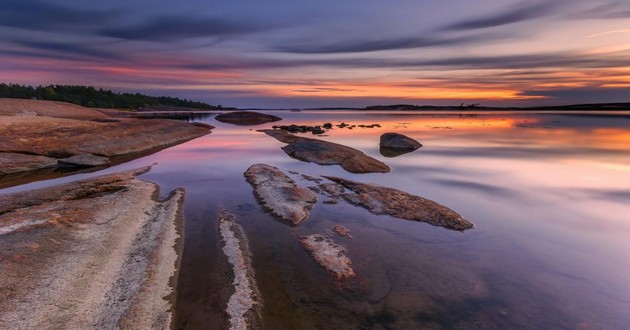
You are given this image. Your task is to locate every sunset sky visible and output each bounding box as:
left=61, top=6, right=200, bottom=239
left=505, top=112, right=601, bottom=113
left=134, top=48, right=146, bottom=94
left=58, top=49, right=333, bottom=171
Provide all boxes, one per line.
left=1, top=0, right=629, bottom=108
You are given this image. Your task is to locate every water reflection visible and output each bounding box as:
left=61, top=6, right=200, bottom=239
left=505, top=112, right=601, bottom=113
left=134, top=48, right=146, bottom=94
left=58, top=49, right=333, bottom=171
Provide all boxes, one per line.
left=3, top=110, right=629, bottom=329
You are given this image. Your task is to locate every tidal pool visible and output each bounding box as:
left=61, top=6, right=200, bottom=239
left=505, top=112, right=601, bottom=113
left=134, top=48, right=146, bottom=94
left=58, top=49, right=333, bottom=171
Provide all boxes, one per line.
left=4, top=110, right=629, bottom=329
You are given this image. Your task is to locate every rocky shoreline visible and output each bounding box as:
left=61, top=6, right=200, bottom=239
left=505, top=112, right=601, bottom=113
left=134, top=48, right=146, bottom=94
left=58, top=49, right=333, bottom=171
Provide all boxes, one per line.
left=0, top=99, right=212, bottom=178
left=0, top=167, right=184, bottom=329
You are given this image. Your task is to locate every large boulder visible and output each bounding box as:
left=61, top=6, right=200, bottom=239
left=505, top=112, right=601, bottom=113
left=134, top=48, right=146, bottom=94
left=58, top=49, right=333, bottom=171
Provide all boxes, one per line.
left=244, top=164, right=317, bottom=225
left=215, top=111, right=282, bottom=125
left=260, top=129, right=390, bottom=174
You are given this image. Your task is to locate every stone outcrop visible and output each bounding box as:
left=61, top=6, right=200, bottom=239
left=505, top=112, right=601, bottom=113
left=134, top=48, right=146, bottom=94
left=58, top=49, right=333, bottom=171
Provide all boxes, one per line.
left=300, top=234, right=355, bottom=280
left=379, top=133, right=422, bottom=157
left=244, top=164, right=317, bottom=225
left=260, top=129, right=390, bottom=174
left=218, top=209, right=262, bottom=330
left=0, top=100, right=212, bottom=177
left=215, top=111, right=281, bottom=125
left=0, top=167, right=184, bottom=329
left=322, top=176, right=473, bottom=231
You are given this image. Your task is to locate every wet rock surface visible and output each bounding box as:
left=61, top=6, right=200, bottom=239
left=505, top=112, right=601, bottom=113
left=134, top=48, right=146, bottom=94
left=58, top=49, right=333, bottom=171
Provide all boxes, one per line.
left=215, top=111, right=282, bottom=125
left=0, top=152, right=58, bottom=174
left=300, top=234, right=355, bottom=280
left=218, top=209, right=262, bottom=330
left=0, top=100, right=212, bottom=176
left=0, top=167, right=184, bottom=329
left=57, top=154, right=111, bottom=168
left=379, top=133, right=422, bottom=157
left=260, top=129, right=390, bottom=174
left=322, top=176, right=474, bottom=231
left=244, top=164, right=317, bottom=225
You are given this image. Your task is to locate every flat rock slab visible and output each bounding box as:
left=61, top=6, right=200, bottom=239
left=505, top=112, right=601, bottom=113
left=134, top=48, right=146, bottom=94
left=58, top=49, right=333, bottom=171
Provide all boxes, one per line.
left=260, top=129, right=390, bottom=174
left=0, top=152, right=57, bottom=174
left=218, top=209, right=263, bottom=330
left=300, top=234, right=355, bottom=280
left=215, top=111, right=282, bottom=125
left=0, top=99, right=109, bottom=120
left=322, top=176, right=474, bottom=231
left=58, top=154, right=111, bottom=168
left=379, top=133, right=422, bottom=157
left=244, top=164, right=317, bottom=225
left=0, top=167, right=183, bottom=329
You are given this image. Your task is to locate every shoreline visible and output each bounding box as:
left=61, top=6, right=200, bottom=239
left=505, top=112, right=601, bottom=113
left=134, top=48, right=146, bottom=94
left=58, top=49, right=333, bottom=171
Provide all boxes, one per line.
left=0, top=167, right=185, bottom=329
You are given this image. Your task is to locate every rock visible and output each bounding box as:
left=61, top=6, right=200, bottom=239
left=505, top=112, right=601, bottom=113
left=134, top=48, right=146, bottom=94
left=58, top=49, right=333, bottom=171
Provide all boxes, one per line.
left=300, top=234, right=355, bottom=280
left=58, top=154, right=111, bottom=168
left=333, top=225, right=352, bottom=238
left=323, top=123, right=333, bottom=129
left=0, top=114, right=211, bottom=172
left=0, top=152, right=57, bottom=174
left=311, top=128, right=325, bottom=135
left=244, top=164, right=317, bottom=225
left=322, top=177, right=473, bottom=231
left=379, top=133, right=422, bottom=157
left=260, top=129, right=390, bottom=174
left=0, top=167, right=183, bottom=329
left=215, top=111, right=281, bottom=125
left=218, top=209, right=263, bottom=330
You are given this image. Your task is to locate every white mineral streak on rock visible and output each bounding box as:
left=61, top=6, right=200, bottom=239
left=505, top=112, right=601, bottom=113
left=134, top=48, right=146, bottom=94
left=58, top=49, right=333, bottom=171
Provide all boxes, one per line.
left=218, top=209, right=262, bottom=330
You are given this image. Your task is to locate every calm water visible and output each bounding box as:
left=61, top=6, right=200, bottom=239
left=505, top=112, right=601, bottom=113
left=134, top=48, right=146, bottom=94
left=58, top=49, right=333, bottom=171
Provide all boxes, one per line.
left=3, top=111, right=630, bottom=329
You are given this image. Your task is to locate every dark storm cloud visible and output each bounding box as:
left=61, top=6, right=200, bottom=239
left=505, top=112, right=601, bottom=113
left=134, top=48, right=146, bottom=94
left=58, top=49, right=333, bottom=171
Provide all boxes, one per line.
left=9, top=39, right=126, bottom=61
left=100, top=15, right=272, bottom=41
left=443, top=1, right=561, bottom=30
left=0, top=0, right=118, bottom=31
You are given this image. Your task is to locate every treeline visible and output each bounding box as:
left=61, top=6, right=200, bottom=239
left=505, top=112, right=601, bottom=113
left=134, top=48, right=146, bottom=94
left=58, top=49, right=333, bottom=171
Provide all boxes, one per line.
left=0, top=83, right=227, bottom=110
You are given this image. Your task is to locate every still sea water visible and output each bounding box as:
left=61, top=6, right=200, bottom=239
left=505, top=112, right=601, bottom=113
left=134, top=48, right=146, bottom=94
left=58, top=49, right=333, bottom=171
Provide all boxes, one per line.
left=4, top=110, right=630, bottom=329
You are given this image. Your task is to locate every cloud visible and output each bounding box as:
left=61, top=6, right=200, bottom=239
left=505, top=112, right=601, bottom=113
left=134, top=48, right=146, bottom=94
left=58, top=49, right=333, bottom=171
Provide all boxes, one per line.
left=100, top=15, right=272, bottom=41
left=9, top=39, right=125, bottom=61
left=443, top=1, right=561, bottom=30
left=0, top=0, right=118, bottom=31
left=572, top=2, right=630, bottom=19
left=519, top=87, right=630, bottom=103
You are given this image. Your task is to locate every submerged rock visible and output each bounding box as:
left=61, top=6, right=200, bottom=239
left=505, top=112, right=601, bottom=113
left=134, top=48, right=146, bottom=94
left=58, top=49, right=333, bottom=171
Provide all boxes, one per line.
left=58, top=154, right=111, bottom=168
left=218, top=209, right=263, bottom=330
left=300, top=234, right=355, bottom=280
left=333, top=224, right=353, bottom=238
left=215, top=111, right=281, bottom=125
left=322, top=176, right=473, bottom=231
left=379, top=133, right=422, bottom=157
left=260, top=129, right=390, bottom=174
left=244, top=164, right=317, bottom=225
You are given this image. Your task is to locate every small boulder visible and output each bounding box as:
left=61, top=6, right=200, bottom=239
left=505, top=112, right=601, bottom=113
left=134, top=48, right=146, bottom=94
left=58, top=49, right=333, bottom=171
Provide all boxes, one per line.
left=379, top=133, right=422, bottom=150
left=379, top=133, right=422, bottom=157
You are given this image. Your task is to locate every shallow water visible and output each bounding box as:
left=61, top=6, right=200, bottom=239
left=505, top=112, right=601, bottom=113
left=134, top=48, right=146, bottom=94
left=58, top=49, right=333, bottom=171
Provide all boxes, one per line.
left=4, top=110, right=630, bottom=329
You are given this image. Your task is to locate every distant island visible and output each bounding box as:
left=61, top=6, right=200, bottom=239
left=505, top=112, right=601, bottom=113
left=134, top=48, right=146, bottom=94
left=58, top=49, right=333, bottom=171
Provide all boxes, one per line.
left=0, top=83, right=234, bottom=111
left=362, top=103, right=630, bottom=111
